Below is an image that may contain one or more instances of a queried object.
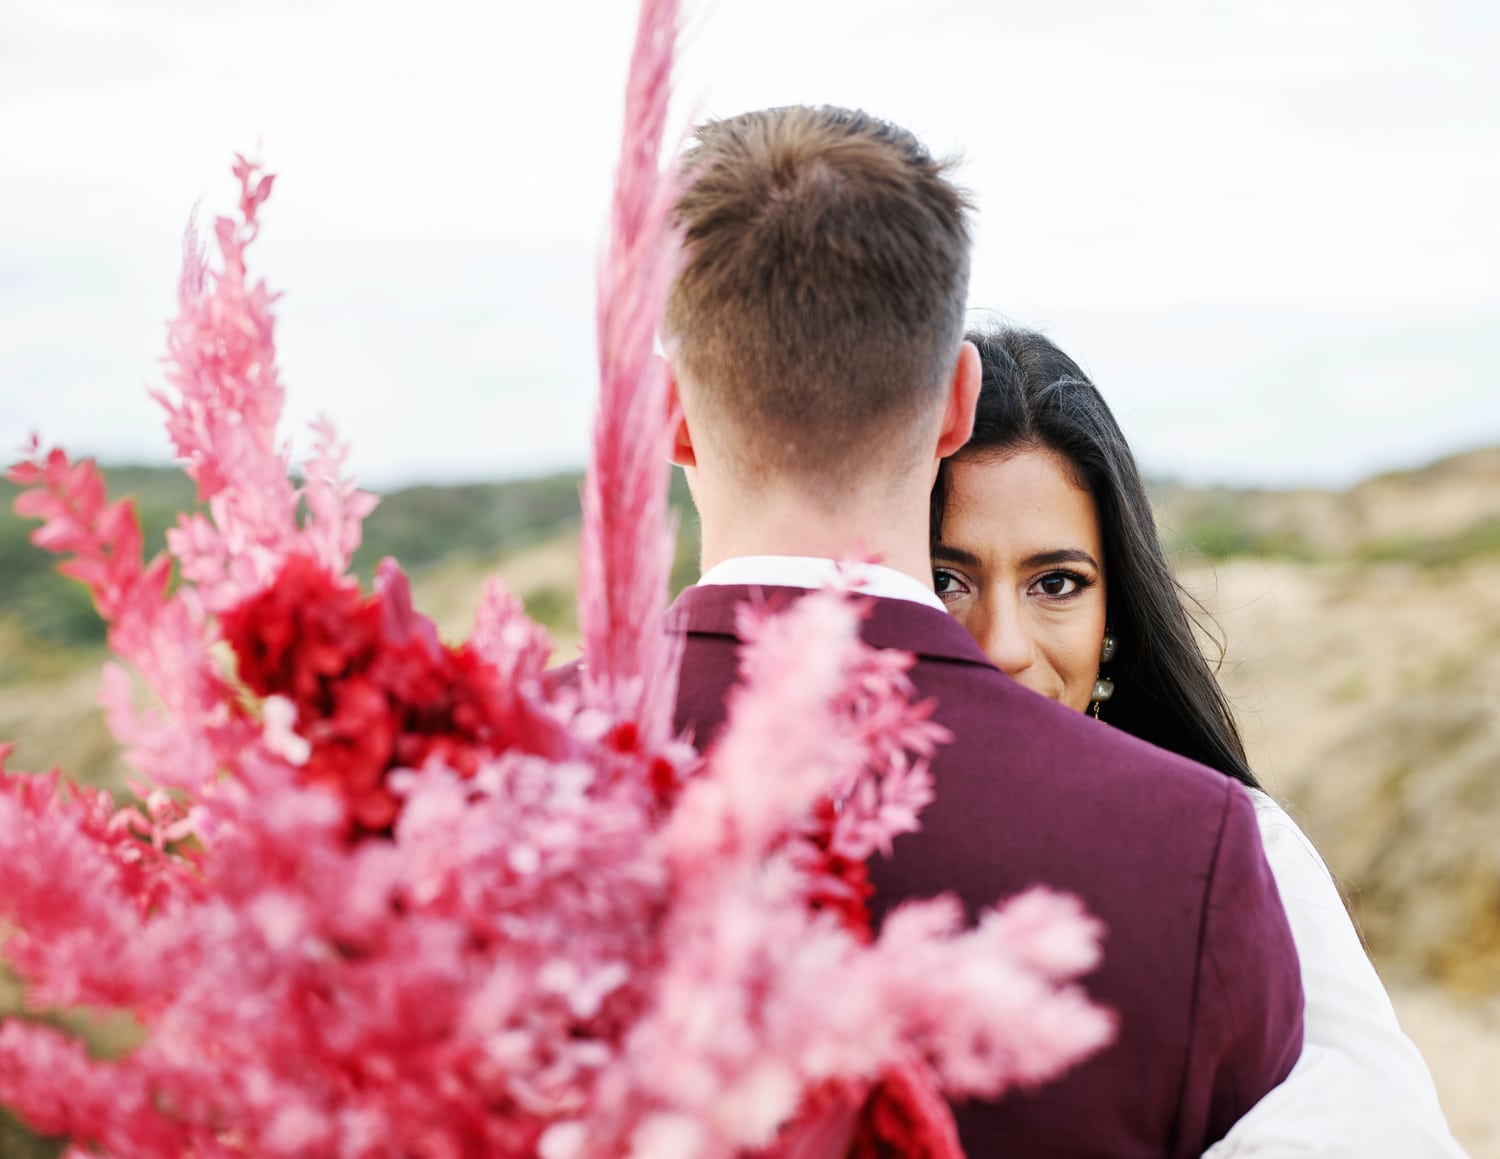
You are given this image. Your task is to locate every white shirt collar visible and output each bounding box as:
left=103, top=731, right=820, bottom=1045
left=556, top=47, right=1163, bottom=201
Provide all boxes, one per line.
left=695, top=554, right=946, bottom=613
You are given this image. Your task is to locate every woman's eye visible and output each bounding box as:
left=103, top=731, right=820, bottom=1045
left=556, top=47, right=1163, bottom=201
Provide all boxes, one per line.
left=1034, top=571, right=1081, bottom=597
left=933, top=569, right=966, bottom=599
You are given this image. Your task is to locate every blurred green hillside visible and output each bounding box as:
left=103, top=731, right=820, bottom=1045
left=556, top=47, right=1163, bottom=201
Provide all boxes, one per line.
left=0, top=465, right=701, bottom=664
left=1152, top=446, right=1500, bottom=568
left=8, top=446, right=1500, bottom=660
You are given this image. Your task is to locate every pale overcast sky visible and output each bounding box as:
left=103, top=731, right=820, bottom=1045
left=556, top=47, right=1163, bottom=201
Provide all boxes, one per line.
left=2, top=0, right=1496, bottom=489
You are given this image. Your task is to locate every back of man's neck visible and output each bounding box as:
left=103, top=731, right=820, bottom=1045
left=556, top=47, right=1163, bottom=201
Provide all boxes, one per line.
left=698, top=511, right=934, bottom=593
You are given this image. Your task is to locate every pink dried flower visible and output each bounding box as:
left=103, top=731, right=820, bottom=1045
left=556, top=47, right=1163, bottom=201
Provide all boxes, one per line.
left=0, top=0, right=1113, bottom=1153
left=159, top=155, right=375, bottom=619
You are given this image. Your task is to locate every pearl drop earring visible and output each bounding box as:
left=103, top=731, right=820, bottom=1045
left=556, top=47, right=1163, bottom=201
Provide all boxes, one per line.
left=1090, top=632, right=1117, bottom=719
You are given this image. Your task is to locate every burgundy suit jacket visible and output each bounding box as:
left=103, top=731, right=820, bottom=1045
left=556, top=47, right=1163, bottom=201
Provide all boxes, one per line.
left=668, top=584, right=1303, bottom=1158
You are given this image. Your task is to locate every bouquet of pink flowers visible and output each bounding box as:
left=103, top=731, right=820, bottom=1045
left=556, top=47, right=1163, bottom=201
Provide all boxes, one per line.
left=0, top=1, right=1113, bottom=1155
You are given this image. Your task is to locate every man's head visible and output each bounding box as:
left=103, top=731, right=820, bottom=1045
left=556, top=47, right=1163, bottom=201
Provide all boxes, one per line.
left=664, top=105, right=978, bottom=508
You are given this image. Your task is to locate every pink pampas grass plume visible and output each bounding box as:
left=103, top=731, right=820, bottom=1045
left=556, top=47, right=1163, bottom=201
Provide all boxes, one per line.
left=577, top=0, right=684, bottom=750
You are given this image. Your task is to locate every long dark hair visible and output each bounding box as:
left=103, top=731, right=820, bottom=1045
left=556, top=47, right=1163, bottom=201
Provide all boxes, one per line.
left=932, top=326, right=1261, bottom=790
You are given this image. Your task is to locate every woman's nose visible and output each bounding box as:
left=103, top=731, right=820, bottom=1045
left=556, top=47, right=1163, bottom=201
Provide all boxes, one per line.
left=979, top=600, right=1037, bottom=676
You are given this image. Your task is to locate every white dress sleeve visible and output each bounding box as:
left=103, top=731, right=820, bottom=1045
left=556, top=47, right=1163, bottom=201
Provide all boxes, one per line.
left=1203, top=788, right=1467, bottom=1157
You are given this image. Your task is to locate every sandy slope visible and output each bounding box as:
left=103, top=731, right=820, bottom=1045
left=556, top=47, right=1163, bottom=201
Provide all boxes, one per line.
left=1179, top=556, right=1500, bottom=1156
left=1183, top=558, right=1500, bottom=993
left=1391, top=986, right=1500, bottom=1158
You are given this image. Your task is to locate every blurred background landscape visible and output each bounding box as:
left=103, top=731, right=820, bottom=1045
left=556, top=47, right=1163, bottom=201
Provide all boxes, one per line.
left=2, top=447, right=1498, bottom=1155
left=5, top=0, right=1497, bottom=1152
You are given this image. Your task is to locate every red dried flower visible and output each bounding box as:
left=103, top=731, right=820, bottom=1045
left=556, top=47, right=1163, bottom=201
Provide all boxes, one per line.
left=222, top=553, right=380, bottom=707
left=221, top=554, right=551, bottom=835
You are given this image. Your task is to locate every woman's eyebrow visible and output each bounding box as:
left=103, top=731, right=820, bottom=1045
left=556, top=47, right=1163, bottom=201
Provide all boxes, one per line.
left=932, top=543, right=982, bottom=567
left=1021, top=548, right=1099, bottom=570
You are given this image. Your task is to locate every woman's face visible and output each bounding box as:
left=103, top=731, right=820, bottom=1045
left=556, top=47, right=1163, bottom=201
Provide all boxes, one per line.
left=934, top=448, right=1108, bottom=712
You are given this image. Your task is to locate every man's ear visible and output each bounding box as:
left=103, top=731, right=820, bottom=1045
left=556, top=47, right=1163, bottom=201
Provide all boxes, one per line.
left=662, top=356, right=697, bottom=468
left=934, top=340, right=981, bottom=459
